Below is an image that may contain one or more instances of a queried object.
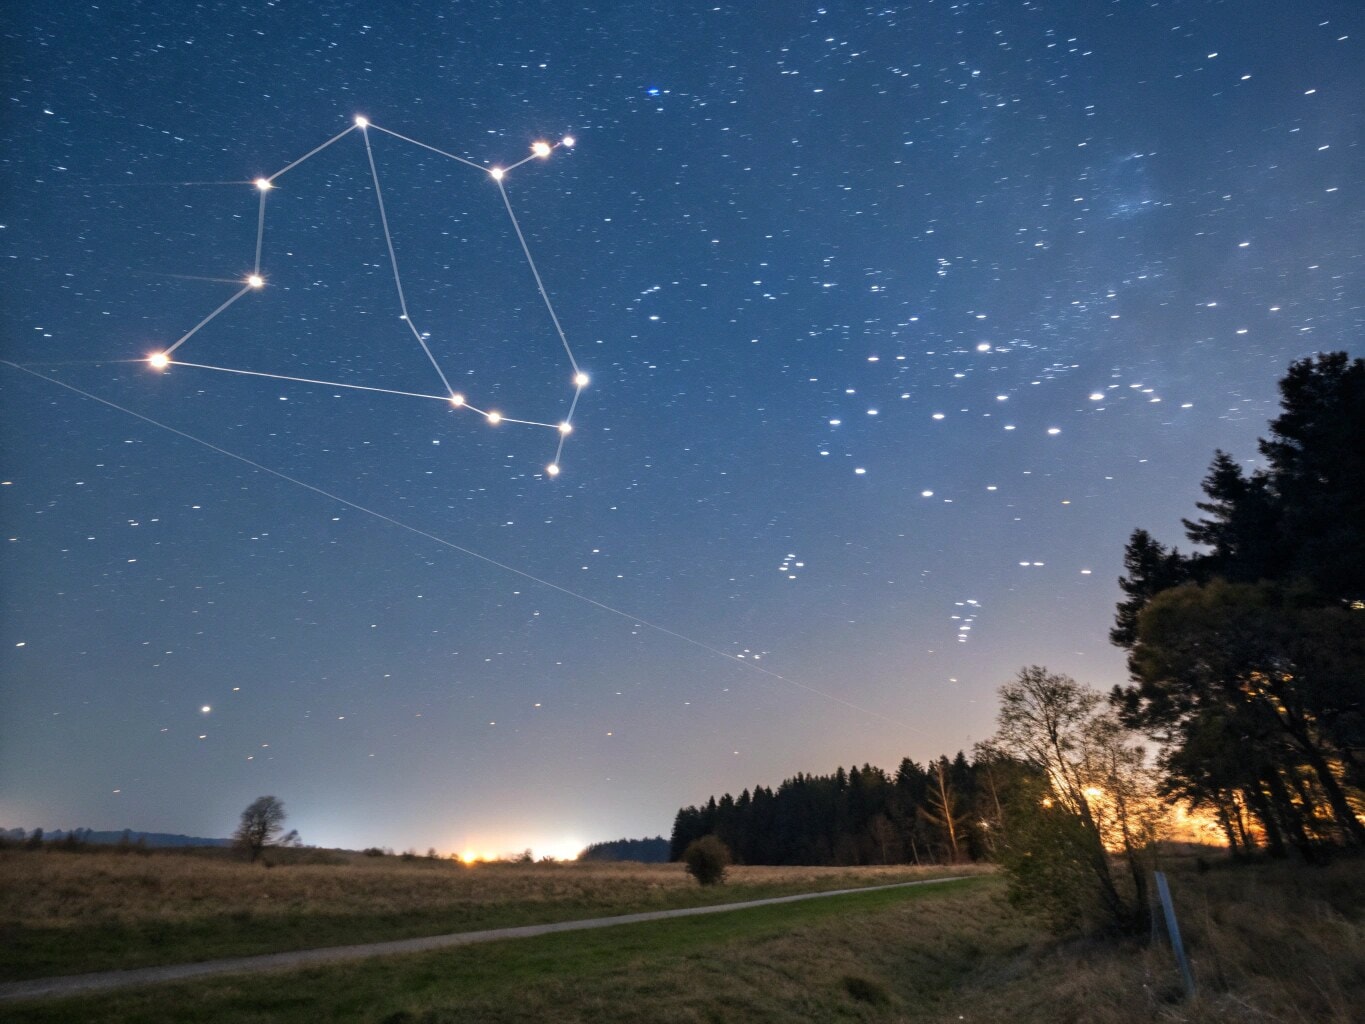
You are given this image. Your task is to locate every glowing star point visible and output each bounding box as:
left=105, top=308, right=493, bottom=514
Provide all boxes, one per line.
left=558, top=422, right=573, bottom=435
left=200, top=705, right=211, bottom=714
left=573, top=372, right=590, bottom=388
left=490, top=167, right=505, bottom=181
left=487, top=411, right=502, bottom=425
left=148, top=352, right=171, bottom=370
left=247, top=274, right=265, bottom=289
left=254, top=177, right=272, bottom=191
left=354, top=115, right=369, bottom=128
left=531, top=141, right=552, bottom=158
left=450, top=394, right=465, bottom=408
left=546, top=463, right=561, bottom=477
left=562, top=135, right=576, bottom=147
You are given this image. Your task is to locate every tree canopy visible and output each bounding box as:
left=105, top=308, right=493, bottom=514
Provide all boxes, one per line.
left=233, top=795, right=298, bottom=862
left=1111, top=352, right=1365, bottom=856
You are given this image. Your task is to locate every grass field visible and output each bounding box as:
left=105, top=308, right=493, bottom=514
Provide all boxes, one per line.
left=0, top=848, right=981, bottom=981
left=2, top=851, right=1360, bottom=1023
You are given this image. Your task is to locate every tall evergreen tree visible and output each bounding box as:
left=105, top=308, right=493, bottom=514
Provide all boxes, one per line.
left=1112, top=353, right=1365, bottom=853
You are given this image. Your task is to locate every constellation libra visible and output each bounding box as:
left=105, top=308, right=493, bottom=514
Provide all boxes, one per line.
left=144, top=115, right=586, bottom=478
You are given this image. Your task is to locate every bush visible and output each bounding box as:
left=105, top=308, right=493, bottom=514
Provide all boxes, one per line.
left=682, top=835, right=731, bottom=886
left=841, top=974, right=891, bottom=1005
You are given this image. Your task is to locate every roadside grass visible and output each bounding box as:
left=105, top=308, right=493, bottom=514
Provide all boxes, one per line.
left=945, top=854, right=1365, bottom=1024
left=1, top=857, right=1360, bottom=1023
left=0, top=849, right=983, bottom=980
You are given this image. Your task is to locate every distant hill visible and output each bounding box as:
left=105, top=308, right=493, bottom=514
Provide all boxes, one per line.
left=578, top=836, right=670, bottom=863
left=2, top=827, right=230, bottom=848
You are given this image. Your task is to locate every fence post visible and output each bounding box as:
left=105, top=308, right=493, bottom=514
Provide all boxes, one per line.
left=1153, top=870, right=1196, bottom=999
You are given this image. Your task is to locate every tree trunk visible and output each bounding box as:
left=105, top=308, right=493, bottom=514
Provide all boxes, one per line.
left=1295, top=735, right=1365, bottom=845
left=1244, top=782, right=1286, bottom=857
left=1264, top=770, right=1314, bottom=857
left=1223, top=808, right=1244, bottom=851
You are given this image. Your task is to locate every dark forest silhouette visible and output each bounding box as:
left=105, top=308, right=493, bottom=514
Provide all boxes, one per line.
left=580, top=837, right=670, bottom=862
left=670, top=752, right=998, bottom=866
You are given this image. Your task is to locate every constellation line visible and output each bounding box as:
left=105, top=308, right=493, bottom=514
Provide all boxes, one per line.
left=157, top=361, right=563, bottom=429
left=370, top=123, right=487, bottom=172
left=166, top=361, right=456, bottom=402
left=553, top=388, right=584, bottom=465
left=153, top=361, right=564, bottom=428
left=361, top=124, right=459, bottom=399
left=497, top=178, right=580, bottom=375
left=163, top=284, right=253, bottom=356
left=267, top=125, right=357, bottom=183
left=253, top=188, right=268, bottom=274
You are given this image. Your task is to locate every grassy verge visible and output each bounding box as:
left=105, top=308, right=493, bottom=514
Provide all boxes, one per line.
left=3, top=857, right=1362, bottom=1023
left=0, top=877, right=999, bottom=1024
left=0, top=850, right=981, bottom=981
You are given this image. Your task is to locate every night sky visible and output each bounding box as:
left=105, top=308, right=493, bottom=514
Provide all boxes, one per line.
left=2, top=1, right=1360, bottom=858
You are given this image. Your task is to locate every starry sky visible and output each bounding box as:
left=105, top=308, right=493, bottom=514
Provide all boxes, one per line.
left=2, top=1, right=1361, bottom=858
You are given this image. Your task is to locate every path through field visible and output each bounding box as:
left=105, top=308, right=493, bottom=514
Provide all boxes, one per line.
left=0, top=877, right=965, bottom=1003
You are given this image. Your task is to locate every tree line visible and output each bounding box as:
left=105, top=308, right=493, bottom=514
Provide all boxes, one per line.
left=670, top=752, right=1002, bottom=867
left=579, top=837, right=670, bottom=862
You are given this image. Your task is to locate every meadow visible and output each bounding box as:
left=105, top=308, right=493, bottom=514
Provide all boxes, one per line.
left=1, top=852, right=1360, bottom=1023
left=0, top=847, right=981, bottom=981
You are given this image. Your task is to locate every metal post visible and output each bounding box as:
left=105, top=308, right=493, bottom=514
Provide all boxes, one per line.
left=1153, top=870, right=1196, bottom=998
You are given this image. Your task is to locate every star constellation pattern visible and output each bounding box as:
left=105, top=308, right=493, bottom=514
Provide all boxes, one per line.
left=144, top=116, right=587, bottom=477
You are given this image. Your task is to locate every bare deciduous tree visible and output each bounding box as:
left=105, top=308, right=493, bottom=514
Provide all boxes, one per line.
left=992, top=667, right=1156, bottom=933
left=234, top=795, right=296, bottom=862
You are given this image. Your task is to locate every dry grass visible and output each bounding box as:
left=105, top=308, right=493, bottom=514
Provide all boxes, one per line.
left=0, top=849, right=980, bottom=928
left=0, top=848, right=985, bottom=980
left=0, top=856, right=1359, bottom=1023
left=0, top=877, right=1001, bottom=1024
left=941, top=855, right=1365, bottom=1024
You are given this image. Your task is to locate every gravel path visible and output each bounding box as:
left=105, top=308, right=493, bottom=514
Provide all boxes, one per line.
left=0, top=876, right=965, bottom=1002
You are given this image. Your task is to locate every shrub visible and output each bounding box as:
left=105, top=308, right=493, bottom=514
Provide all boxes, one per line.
left=841, top=974, right=891, bottom=1005
left=682, top=835, right=731, bottom=886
